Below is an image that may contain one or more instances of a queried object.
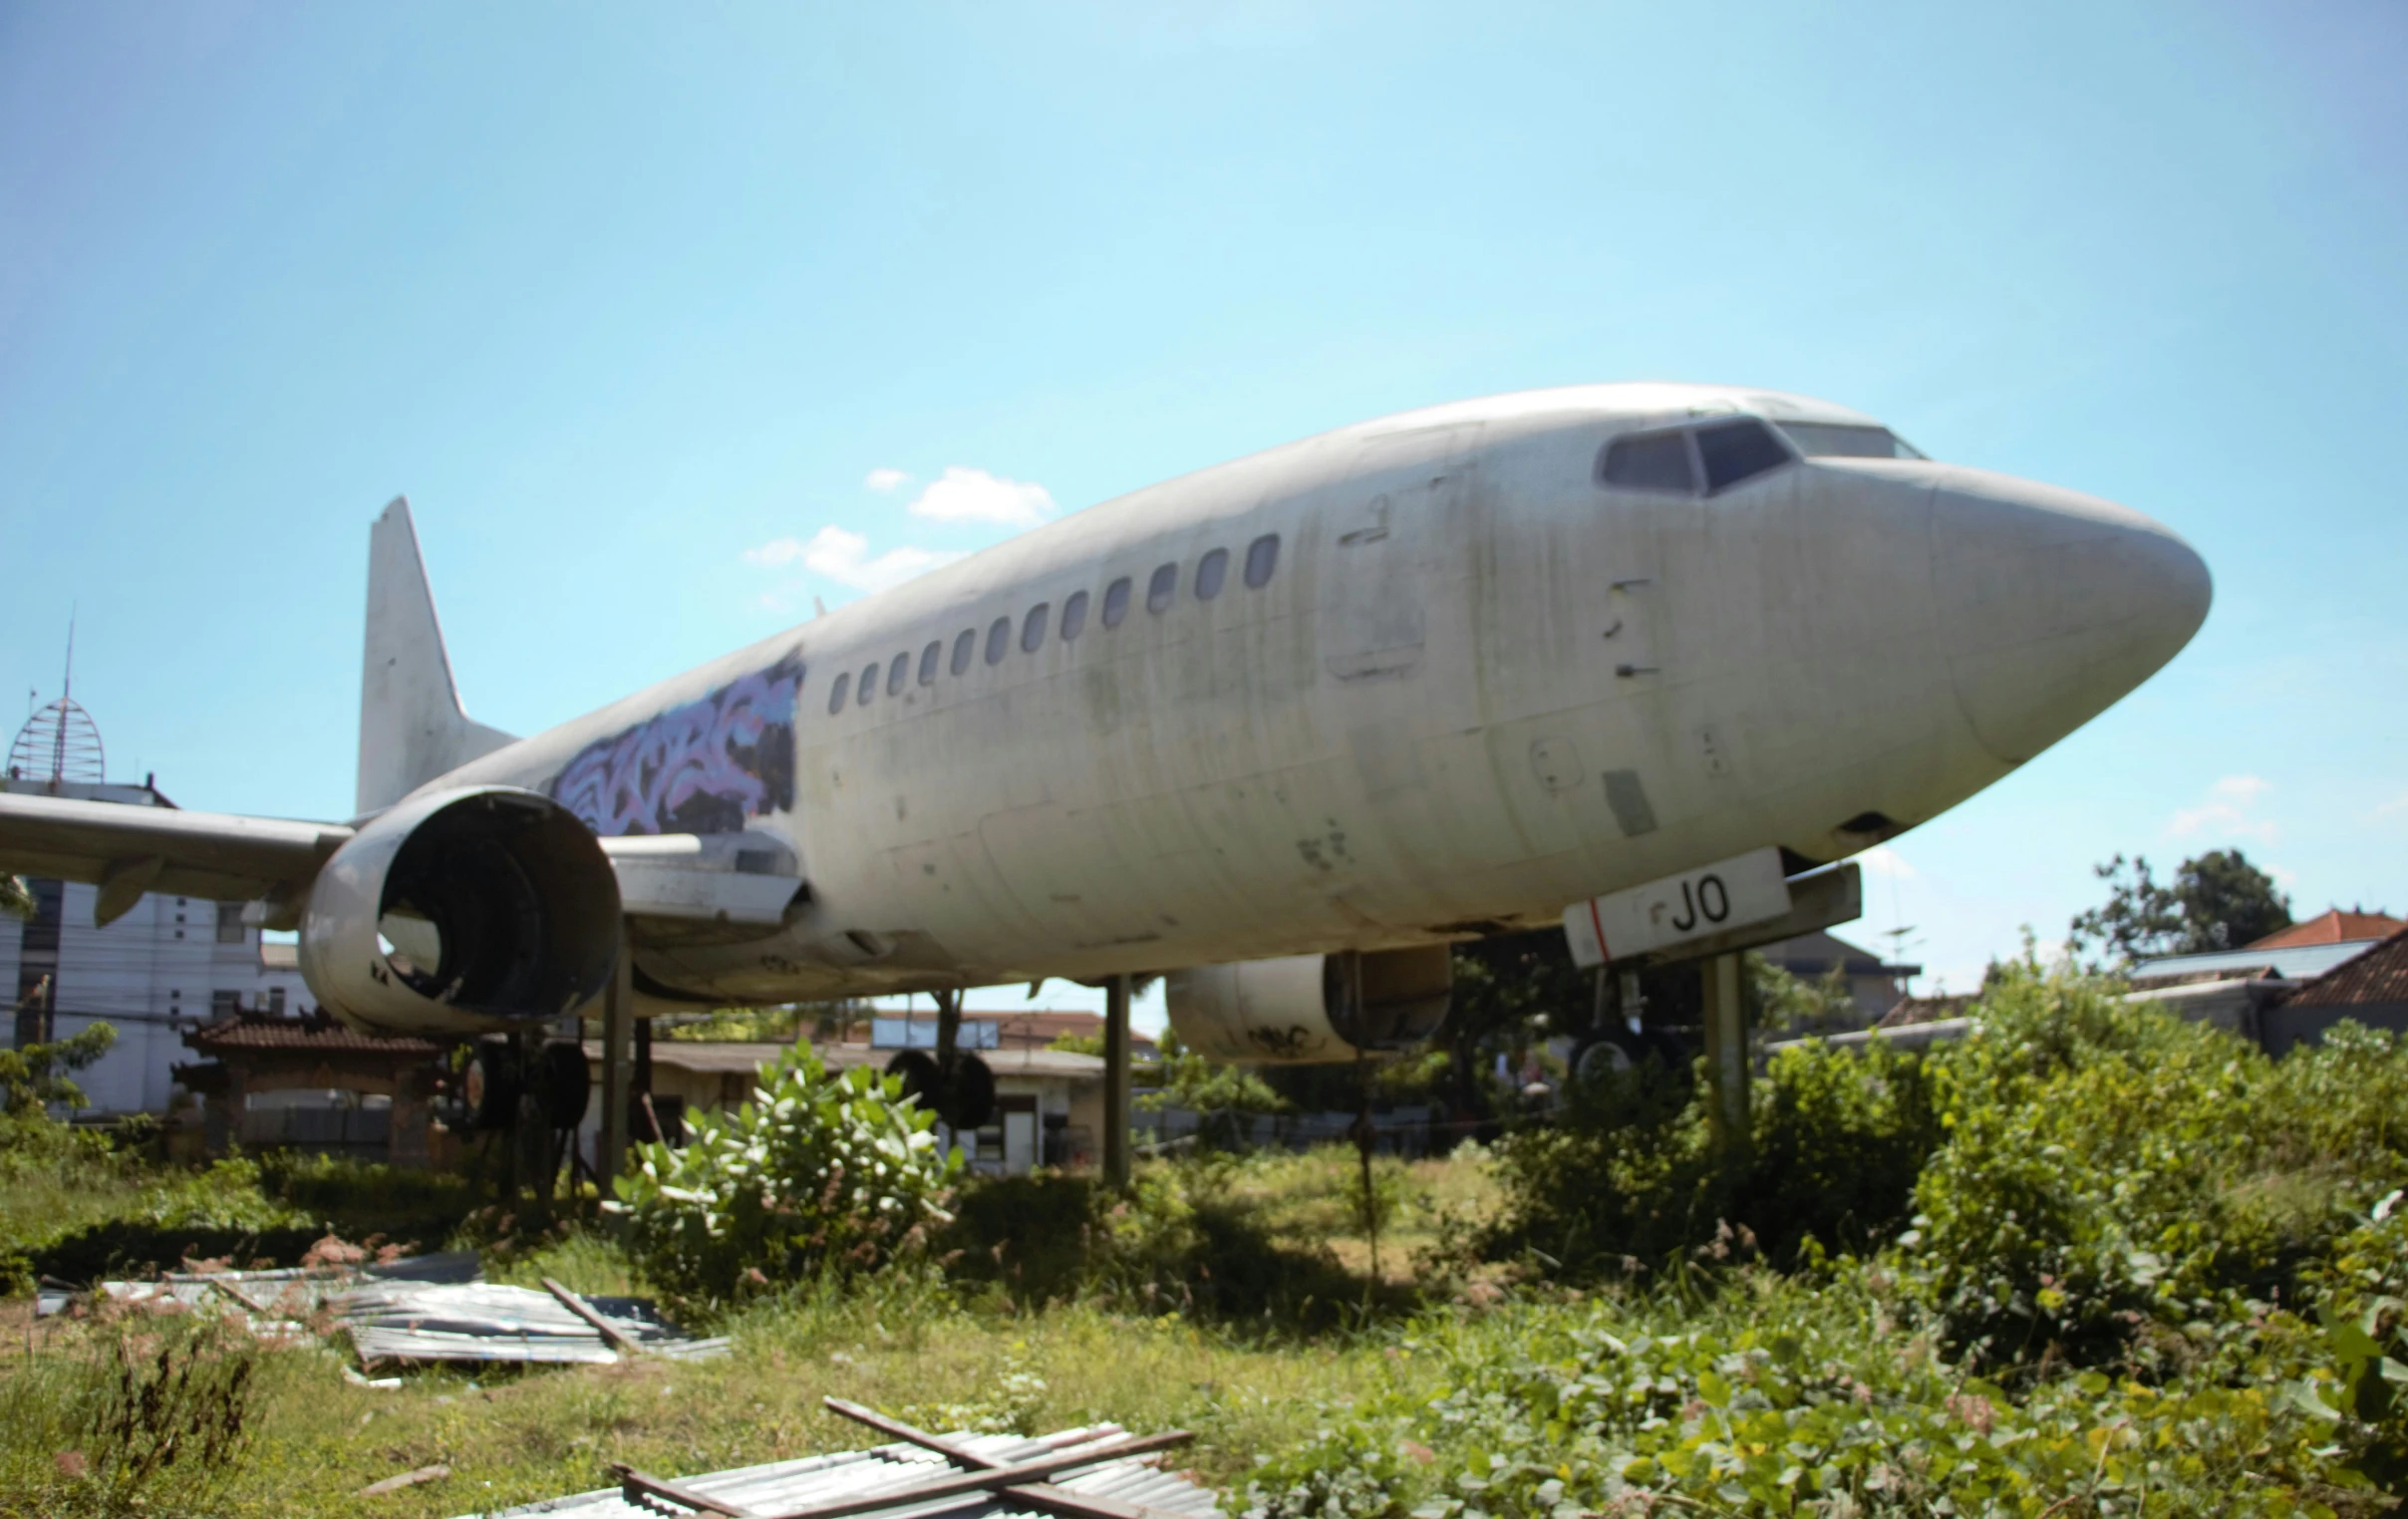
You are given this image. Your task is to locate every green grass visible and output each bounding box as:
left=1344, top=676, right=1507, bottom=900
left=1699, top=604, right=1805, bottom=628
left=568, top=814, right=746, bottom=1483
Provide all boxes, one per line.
left=1, top=1241, right=1410, bottom=1518
left=8, top=974, right=2408, bottom=1516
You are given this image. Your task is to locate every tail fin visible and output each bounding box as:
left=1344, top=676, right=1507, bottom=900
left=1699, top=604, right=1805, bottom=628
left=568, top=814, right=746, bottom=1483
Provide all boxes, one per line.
left=357, top=497, right=518, bottom=815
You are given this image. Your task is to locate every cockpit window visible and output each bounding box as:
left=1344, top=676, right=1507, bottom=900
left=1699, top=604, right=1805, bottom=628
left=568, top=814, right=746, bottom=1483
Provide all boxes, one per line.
left=1694, top=418, right=1793, bottom=494
left=1599, top=430, right=1697, bottom=493
left=1776, top=422, right=1928, bottom=460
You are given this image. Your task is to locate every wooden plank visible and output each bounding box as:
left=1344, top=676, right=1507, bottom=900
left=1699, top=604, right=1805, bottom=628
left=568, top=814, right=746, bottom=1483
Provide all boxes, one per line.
left=206, top=1277, right=274, bottom=1317
left=756, top=1431, right=1193, bottom=1519
left=539, top=1276, right=646, bottom=1357
left=613, top=1462, right=760, bottom=1518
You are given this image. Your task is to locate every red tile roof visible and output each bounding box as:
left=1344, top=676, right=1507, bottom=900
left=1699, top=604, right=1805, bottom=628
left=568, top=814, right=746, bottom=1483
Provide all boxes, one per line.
left=2247, top=909, right=2404, bottom=950
left=182, top=1014, right=444, bottom=1056
left=2280, top=928, right=2408, bottom=1009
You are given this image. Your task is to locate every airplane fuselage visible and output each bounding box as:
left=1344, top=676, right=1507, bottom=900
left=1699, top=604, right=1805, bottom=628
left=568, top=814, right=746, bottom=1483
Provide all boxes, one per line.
left=435, top=382, right=2209, bottom=1008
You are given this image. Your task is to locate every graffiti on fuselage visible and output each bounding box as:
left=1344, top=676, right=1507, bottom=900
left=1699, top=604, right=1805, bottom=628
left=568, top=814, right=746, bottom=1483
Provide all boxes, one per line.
left=548, top=653, right=801, bottom=835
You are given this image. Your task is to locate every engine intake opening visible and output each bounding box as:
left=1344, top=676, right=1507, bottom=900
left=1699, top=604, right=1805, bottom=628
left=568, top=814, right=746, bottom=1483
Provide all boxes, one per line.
left=379, top=792, right=619, bottom=1018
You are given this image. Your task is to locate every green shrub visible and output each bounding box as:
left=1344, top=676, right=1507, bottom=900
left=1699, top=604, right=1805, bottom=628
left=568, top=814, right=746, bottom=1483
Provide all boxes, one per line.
left=1895, top=966, right=2408, bottom=1370
left=1485, top=1030, right=1940, bottom=1277
left=613, top=1047, right=961, bottom=1314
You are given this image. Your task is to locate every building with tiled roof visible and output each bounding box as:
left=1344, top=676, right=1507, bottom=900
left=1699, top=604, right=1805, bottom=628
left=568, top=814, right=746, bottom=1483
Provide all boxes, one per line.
left=2259, top=928, right=2408, bottom=1058
left=2245, top=908, right=2404, bottom=951
left=175, top=1014, right=449, bottom=1165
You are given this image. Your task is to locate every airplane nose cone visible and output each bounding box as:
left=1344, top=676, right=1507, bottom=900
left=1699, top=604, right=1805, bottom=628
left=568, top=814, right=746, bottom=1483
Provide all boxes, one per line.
left=1932, top=468, right=2211, bottom=765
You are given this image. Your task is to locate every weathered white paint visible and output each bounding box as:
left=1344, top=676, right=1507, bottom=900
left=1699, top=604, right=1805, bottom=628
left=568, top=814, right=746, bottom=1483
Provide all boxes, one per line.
left=1, top=382, right=2212, bottom=1049
left=418, top=381, right=2207, bottom=1019
left=357, top=498, right=517, bottom=816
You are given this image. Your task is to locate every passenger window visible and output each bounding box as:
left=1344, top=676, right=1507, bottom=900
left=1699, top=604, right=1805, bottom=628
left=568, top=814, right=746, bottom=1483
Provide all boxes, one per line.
left=1060, top=589, right=1089, bottom=641
left=1101, top=577, right=1132, bottom=629
left=1195, top=548, right=1228, bottom=601
left=827, top=671, right=851, bottom=713
left=1022, top=603, right=1049, bottom=653
left=1244, top=534, right=1279, bottom=588
left=985, top=616, right=1010, bottom=666
left=886, top=652, right=909, bottom=696
left=1695, top=418, right=1793, bottom=494
left=857, top=663, right=877, bottom=706
left=918, top=641, right=941, bottom=686
left=1146, top=563, right=1177, bottom=615
left=951, top=630, right=976, bottom=677
left=1600, top=431, right=1697, bottom=494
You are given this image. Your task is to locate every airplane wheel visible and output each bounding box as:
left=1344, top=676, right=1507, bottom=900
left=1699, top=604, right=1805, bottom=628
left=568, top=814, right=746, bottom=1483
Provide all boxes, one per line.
left=1570, top=1031, right=1640, bottom=1091
left=538, top=1040, right=591, bottom=1128
left=885, top=1050, right=940, bottom=1111
left=461, top=1042, right=521, bottom=1132
left=883, top=1050, right=995, bottom=1129
left=945, top=1055, right=996, bottom=1130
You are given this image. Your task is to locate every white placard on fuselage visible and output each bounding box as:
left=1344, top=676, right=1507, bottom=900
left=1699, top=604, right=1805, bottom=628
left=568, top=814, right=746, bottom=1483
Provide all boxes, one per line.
left=1560, top=846, right=1793, bottom=969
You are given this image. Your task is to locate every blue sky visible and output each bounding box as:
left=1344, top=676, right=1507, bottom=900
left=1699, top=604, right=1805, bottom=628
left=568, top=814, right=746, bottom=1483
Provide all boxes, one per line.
left=3, top=2, right=2403, bottom=1018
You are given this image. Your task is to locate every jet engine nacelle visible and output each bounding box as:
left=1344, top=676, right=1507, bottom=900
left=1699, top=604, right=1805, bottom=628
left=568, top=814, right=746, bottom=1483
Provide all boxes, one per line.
left=1165, top=945, right=1452, bottom=1064
left=299, top=785, right=621, bottom=1038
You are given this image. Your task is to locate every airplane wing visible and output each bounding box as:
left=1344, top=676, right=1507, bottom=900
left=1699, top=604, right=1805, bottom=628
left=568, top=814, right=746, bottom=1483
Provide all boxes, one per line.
left=1, top=790, right=802, bottom=936
left=0, top=791, right=354, bottom=927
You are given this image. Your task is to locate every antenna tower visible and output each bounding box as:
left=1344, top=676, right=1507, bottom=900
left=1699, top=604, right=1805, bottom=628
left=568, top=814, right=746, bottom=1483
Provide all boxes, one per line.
left=6, top=615, right=105, bottom=786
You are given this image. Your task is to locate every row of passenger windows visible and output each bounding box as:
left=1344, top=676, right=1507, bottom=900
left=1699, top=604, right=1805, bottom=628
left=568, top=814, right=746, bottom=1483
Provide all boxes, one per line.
left=825, top=532, right=1282, bottom=714
left=1597, top=417, right=1925, bottom=498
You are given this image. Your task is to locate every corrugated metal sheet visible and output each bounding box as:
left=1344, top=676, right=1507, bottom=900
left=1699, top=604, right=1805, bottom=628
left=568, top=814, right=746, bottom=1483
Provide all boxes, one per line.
left=339, top=1282, right=729, bottom=1366
left=2130, top=940, right=2380, bottom=984
left=70, top=1250, right=481, bottom=1319
left=463, top=1425, right=1219, bottom=1519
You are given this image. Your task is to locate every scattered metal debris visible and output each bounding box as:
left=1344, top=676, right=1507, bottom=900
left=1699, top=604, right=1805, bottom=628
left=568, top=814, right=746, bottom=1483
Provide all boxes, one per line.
left=340, top=1281, right=728, bottom=1367
left=53, top=1251, right=725, bottom=1367
left=62, top=1250, right=481, bottom=1319
left=464, top=1406, right=1216, bottom=1519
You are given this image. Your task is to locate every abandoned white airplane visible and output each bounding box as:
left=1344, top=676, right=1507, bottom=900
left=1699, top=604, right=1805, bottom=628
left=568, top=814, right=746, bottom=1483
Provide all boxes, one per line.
left=0, top=383, right=2210, bottom=1080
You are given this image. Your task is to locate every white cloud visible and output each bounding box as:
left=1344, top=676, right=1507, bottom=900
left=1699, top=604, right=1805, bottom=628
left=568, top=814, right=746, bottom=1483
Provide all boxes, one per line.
left=2209, top=774, right=2271, bottom=804
left=743, top=526, right=962, bottom=594
left=864, top=467, right=911, bottom=493
left=906, top=466, right=1055, bottom=528
left=2168, top=773, right=2279, bottom=844
left=2373, top=790, right=2408, bottom=820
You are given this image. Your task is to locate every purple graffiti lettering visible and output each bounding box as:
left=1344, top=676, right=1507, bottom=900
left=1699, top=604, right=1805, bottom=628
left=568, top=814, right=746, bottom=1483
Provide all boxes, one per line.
left=548, top=653, right=801, bottom=835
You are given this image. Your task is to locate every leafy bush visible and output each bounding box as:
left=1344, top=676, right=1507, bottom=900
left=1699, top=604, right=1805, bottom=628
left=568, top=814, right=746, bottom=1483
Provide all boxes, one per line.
left=1896, top=964, right=2408, bottom=1370
left=937, top=1158, right=1382, bottom=1328
left=1485, top=1030, right=1940, bottom=1276
left=1246, top=1274, right=2379, bottom=1519
left=613, top=1046, right=961, bottom=1313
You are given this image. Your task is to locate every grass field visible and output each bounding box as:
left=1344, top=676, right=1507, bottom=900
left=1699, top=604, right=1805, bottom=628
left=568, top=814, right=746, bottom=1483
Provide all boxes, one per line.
left=6, top=976, right=2406, bottom=1516
left=0, top=1151, right=1463, bottom=1519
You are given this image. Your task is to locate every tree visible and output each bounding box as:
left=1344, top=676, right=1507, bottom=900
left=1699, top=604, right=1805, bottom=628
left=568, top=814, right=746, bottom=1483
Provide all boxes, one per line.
left=0, top=1020, right=115, bottom=1117
left=0, top=875, right=31, bottom=920
left=2068, top=850, right=2292, bottom=967
left=1139, top=1027, right=1289, bottom=1150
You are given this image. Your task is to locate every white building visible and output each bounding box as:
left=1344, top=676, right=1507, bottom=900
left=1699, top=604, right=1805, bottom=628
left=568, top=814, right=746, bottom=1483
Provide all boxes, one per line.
left=4, top=777, right=312, bottom=1117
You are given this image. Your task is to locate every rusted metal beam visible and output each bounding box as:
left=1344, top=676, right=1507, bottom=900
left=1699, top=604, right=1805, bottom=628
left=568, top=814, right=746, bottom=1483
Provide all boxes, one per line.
left=756, top=1430, right=1193, bottom=1519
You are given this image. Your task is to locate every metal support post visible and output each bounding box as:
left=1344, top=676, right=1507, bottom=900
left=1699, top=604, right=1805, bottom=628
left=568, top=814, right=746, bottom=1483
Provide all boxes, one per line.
left=1102, top=973, right=1131, bottom=1189
left=599, top=924, right=633, bottom=1197
left=1701, top=953, right=1748, bottom=1150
